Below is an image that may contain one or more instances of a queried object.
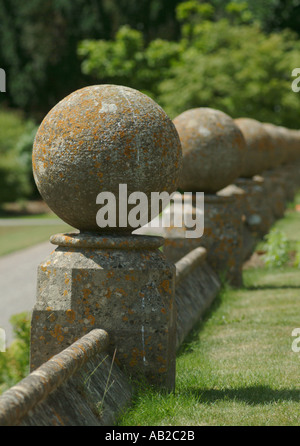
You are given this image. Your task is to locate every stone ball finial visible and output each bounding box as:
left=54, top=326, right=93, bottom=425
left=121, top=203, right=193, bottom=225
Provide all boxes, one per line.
left=288, top=129, right=300, bottom=162
left=234, top=118, right=273, bottom=177
left=173, top=107, right=246, bottom=193
left=262, top=123, right=286, bottom=168
left=32, top=85, right=182, bottom=233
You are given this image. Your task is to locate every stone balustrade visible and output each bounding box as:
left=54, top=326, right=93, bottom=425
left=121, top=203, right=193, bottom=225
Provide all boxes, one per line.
left=0, top=84, right=300, bottom=425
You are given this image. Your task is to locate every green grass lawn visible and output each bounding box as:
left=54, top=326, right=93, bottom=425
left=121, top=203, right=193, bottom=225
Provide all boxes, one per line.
left=0, top=222, right=73, bottom=256
left=117, top=203, right=300, bottom=426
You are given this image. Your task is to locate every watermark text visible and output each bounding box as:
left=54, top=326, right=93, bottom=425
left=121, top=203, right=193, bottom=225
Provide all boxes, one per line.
left=0, top=68, right=6, bottom=92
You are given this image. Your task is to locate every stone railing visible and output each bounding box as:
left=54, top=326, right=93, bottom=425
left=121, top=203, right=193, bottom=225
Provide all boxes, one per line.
left=0, top=85, right=299, bottom=426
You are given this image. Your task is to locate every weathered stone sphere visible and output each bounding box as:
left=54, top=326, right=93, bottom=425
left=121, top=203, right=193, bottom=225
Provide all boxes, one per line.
left=276, top=126, right=295, bottom=164
left=32, top=85, right=182, bottom=232
left=288, top=129, right=300, bottom=162
left=173, top=108, right=246, bottom=193
left=234, top=118, right=273, bottom=177
left=262, top=123, right=286, bottom=168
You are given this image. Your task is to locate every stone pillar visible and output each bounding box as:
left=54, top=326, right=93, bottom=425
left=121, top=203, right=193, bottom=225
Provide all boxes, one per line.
left=261, top=170, right=286, bottom=219
left=280, top=128, right=300, bottom=198
left=234, top=118, right=276, bottom=236
left=30, top=84, right=182, bottom=391
left=201, top=194, right=244, bottom=287
left=263, top=123, right=299, bottom=204
left=217, top=184, right=256, bottom=262
left=234, top=176, right=274, bottom=238
left=161, top=107, right=246, bottom=287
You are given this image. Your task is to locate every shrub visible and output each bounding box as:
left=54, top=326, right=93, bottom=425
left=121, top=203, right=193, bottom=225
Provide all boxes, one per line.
left=0, top=312, right=31, bottom=394
left=263, top=228, right=290, bottom=268
left=0, top=109, right=38, bottom=204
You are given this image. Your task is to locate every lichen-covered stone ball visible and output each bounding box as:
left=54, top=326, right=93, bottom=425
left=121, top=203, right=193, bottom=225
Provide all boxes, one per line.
left=287, top=128, right=300, bottom=162
left=32, top=85, right=182, bottom=232
left=173, top=108, right=246, bottom=193
left=262, top=123, right=286, bottom=168
left=234, top=118, right=273, bottom=177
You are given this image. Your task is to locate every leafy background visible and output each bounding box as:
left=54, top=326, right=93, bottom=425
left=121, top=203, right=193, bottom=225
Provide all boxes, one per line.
left=0, top=0, right=300, bottom=202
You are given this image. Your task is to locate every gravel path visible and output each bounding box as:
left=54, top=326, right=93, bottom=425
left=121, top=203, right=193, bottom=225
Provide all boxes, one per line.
left=0, top=241, right=54, bottom=345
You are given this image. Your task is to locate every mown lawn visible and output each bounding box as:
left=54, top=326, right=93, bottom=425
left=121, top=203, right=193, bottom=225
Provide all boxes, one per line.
left=0, top=222, right=73, bottom=256
left=117, top=203, right=300, bottom=426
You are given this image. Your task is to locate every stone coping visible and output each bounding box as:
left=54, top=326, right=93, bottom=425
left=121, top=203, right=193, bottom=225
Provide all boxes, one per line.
left=175, top=246, right=207, bottom=285
left=0, top=329, right=109, bottom=426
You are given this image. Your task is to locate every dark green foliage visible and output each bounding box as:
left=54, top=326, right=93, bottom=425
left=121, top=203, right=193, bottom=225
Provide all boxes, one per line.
left=0, top=0, right=182, bottom=118
left=0, top=108, right=36, bottom=203
left=79, top=2, right=300, bottom=125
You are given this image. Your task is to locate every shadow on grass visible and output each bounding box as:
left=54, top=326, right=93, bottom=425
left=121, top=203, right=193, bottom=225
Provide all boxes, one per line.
left=185, top=385, right=300, bottom=405
left=244, top=284, right=300, bottom=290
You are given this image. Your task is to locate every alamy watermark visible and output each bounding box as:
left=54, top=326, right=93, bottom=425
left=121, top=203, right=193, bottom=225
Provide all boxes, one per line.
left=96, top=185, right=204, bottom=238
left=291, top=68, right=300, bottom=93
left=0, top=68, right=6, bottom=93
left=291, top=328, right=300, bottom=353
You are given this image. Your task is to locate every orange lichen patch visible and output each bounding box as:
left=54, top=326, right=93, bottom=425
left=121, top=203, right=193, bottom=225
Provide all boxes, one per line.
left=66, top=309, right=76, bottom=323
left=82, top=288, right=91, bottom=300
left=140, top=253, right=151, bottom=261
left=128, top=308, right=134, bottom=315
left=122, top=316, right=129, bottom=322
left=105, top=288, right=112, bottom=299
left=129, top=348, right=140, bottom=367
left=106, top=271, right=114, bottom=278
left=49, top=314, right=56, bottom=323
left=87, top=314, right=95, bottom=325
left=161, top=308, right=167, bottom=315
left=115, top=287, right=128, bottom=297
left=46, top=306, right=52, bottom=312
left=158, top=367, right=167, bottom=374
left=50, top=324, right=64, bottom=343
left=63, top=290, right=68, bottom=297
left=159, top=280, right=171, bottom=294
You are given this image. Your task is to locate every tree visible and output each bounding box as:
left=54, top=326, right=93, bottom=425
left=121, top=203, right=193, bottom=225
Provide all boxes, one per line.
left=0, top=0, right=182, bottom=119
left=79, top=1, right=300, bottom=127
